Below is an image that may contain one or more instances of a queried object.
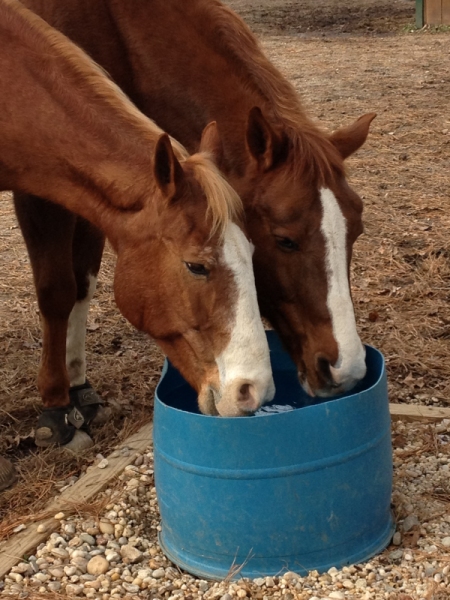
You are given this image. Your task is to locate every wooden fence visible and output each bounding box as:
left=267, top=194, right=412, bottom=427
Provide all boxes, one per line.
left=417, top=0, right=450, bottom=26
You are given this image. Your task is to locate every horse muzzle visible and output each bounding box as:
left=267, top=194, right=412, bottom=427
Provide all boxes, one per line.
left=301, top=345, right=367, bottom=398
left=215, top=377, right=276, bottom=416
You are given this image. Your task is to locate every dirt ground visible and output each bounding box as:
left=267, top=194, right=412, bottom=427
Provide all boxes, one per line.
left=1, top=0, right=450, bottom=524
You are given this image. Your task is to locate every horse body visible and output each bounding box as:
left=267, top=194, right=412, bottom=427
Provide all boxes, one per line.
left=16, top=0, right=374, bottom=422
left=1, top=0, right=274, bottom=446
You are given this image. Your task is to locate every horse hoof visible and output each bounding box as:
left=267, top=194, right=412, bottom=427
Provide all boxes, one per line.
left=0, top=456, right=17, bottom=492
left=35, top=406, right=77, bottom=447
left=35, top=426, right=56, bottom=446
left=62, top=430, right=94, bottom=453
left=91, top=405, right=112, bottom=426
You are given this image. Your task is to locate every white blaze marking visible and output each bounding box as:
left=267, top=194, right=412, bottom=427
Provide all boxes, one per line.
left=320, top=188, right=366, bottom=389
left=215, top=223, right=275, bottom=415
left=66, top=274, right=97, bottom=387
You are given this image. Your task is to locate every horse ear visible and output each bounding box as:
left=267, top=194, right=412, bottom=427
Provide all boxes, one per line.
left=246, top=106, right=288, bottom=172
left=330, top=113, right=376, bottom=160
left=199, top=121, right=224, bottom=166
left=153, top=133, right=184, bottom=200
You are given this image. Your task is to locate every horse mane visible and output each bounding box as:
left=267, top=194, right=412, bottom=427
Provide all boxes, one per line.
left=187, top=153, right=243, bottom=239
left=201, top=0, right=345, bottom=183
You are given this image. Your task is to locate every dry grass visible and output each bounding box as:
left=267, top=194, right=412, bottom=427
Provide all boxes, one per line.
left=1, top=0, right=450, bottom=529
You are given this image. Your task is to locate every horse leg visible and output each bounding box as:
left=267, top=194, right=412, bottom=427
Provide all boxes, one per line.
left=66, top=216, right=107, bottom=425
left=13, top=194, right=94, bottom=448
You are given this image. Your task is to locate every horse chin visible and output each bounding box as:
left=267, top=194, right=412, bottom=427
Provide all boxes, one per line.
left=301, top=376, right=358, bottom=399
left=299, top=373, right=339, bottom=399
left=298, top=373, right=314, bottom=397
left=197, top=385, right=219, bottom=416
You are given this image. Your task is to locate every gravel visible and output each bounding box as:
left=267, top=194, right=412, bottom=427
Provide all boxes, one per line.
left=1, top=419, right=450, bottom=599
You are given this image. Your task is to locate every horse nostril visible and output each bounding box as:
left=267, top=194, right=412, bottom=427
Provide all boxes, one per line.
left=238, top=382, right=259, bottom=411
left=239, top=383, right=252, bottom=402
left=316, top=355, right=333, bottom=386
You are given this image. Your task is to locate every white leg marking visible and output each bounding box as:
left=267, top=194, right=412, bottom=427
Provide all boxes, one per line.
left=215, top=223, right=275, bottom=416
left=320, top=188, right=366, bottom=390
left=66, top=275, right=97, bottom=387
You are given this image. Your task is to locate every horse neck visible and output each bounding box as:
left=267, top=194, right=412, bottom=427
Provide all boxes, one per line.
left=102, top=0, right=302, bottom=173
left=0, top=0, right=159, bottom=239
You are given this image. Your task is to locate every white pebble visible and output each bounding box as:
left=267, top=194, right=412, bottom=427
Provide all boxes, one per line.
left=87, top=555, right=109, bottom=576
left=64, top=523, right=76, bottom=534
left=12, top=563, right=31, bottom=575
left=106, top=551, right=121, bottom=563
left=48, top=581, right=62, bottom=592
left=99, top=520, right=114, bottom=535
left=392, top=531, right=402, bottom=545
left=152, top=568, right=165, bottom=579
left=66, top=583, right=83, bottom=595
left=80, top=533, right=96, bottom=545
left=51, top=548, right=69, bottom=559
left=122, top=583, right=141, bottom=593
left=119, top=544, right=143, bottom=563
left=328, top=592, right=345, bottom=600
left=54, top=512, right=65, bottom=520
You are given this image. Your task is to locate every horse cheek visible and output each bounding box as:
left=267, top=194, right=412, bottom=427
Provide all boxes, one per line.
left=113, top=252, right=145, bottom=332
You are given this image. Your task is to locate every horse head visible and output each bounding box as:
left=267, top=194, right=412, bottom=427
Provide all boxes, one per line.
left=113, top=131, right=275, bottom=416
left=207, top=110, right=375, bottom=398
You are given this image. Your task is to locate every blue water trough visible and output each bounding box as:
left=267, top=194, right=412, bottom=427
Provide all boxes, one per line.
left=153, top=331, right=394, bottom=579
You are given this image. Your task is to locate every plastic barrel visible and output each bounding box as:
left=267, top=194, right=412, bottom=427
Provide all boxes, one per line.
left=153, top=331, right=394, bottom=579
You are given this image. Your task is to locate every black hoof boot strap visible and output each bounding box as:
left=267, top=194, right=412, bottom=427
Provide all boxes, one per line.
left=35, top=404, right=85, bottom=447
left=69, top=380, right=104, bottom=425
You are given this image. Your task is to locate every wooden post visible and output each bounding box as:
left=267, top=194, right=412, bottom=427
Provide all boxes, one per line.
left=421, top=0, right=450, bottom=25
left=443, top=0, right=450, bottom=22
left=425, top=0, right=442, bottom=24
left=416, top=0, right=424, bottom=27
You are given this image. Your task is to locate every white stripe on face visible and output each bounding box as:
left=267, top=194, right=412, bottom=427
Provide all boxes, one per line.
left=66, top=274, right=97, bottom=387
left=214, top=223, right=275, bottom=416
left=320, top=188, right=366, bottom=391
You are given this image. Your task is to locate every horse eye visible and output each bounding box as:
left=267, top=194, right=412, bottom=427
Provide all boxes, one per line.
left=185, top=262, right=210, bottom=276
left=275, top=237, right=299, bottom=252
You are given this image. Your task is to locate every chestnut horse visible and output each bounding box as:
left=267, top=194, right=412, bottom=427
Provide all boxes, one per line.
left=0, top=0, right=274, bottom=450
left=18, top=0, right=374, bottom=423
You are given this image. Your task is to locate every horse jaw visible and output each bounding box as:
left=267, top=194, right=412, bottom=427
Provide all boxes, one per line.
left=213, top=222, right=275, bottom=417
left=316, top=187, right=366, bottom=396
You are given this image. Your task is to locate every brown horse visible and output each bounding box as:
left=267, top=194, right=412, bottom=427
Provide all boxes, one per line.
left=18, top=0, right=374, bottom=426
left=0, top=0, right=274, bottom=450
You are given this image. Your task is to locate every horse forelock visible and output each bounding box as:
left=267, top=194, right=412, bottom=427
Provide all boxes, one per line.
left=185, top=153, right=243, bottom=241
left=286, top=127, right=346, bottom=186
